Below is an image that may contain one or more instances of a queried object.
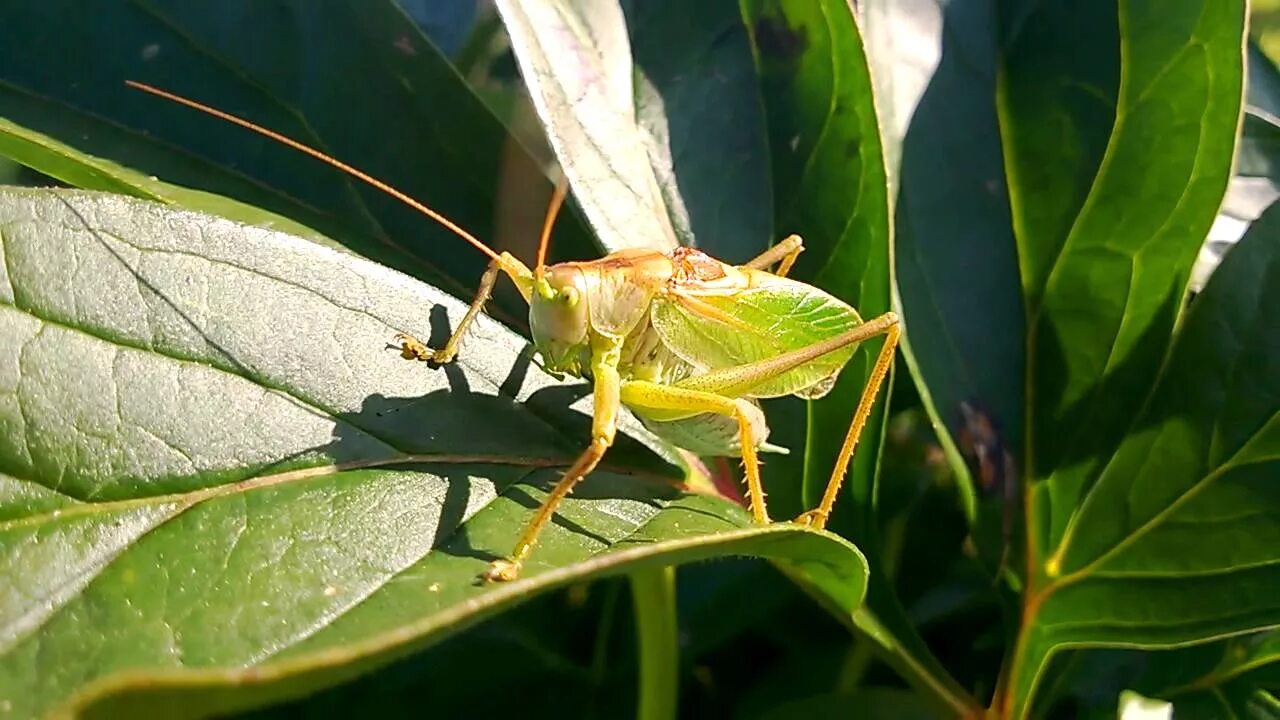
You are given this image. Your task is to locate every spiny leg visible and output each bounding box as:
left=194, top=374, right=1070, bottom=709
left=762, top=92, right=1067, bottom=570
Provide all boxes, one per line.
left=796, top=315, right=901, bottom=530
left=483, top=437, right=610, bottom=581
left=398, top=252, right=533, bottom=364
left=649, top=311, right=899, bottom=526
left=620, top=381, right=769, bottom=523
left=484, top=338, right=622, bottom=582
left=744, top=234, right=804, bottom=277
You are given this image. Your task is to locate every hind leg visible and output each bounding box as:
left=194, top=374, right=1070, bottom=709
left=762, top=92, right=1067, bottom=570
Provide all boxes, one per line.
left=795, top=317, right=900, bottom=529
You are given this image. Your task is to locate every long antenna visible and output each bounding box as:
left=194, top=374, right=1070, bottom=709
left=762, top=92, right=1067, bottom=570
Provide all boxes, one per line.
left=535, top=177, right=568, bottom=277
left=125, top=80, right=501, bottom=263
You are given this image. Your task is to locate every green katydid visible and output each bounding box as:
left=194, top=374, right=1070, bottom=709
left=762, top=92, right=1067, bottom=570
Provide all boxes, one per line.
left=127, top=81, right=900, bottom=583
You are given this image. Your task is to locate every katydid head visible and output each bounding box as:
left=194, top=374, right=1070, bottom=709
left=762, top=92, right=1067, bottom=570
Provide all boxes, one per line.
left=524, top=177, right=590, bottom=374
left=529, top=264, right=591, bottom=375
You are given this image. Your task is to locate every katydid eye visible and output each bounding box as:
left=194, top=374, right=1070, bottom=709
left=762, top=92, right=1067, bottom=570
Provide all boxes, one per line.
left=560, top=286, right=579, bottom=306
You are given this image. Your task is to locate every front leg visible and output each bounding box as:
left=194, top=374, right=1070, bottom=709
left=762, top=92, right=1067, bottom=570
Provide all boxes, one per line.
left=484, top=336, right=622, bottom=582
left=398, top=252, right=533, bottom=364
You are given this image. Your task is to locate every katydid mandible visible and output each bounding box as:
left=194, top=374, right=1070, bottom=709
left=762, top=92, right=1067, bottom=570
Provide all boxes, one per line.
left=127, top=81, right=901, bottom=583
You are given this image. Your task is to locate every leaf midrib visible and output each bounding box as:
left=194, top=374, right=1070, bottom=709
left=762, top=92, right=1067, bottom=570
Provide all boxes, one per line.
left=53, top=521, right=852, bottom=718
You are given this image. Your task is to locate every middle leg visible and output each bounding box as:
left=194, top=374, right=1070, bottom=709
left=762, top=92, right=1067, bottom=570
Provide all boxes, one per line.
left=620, top=381, right=771, bottom=523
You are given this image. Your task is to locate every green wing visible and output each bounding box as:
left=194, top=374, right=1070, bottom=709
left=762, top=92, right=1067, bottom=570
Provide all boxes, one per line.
left=650, top=274, right=863, bottom=399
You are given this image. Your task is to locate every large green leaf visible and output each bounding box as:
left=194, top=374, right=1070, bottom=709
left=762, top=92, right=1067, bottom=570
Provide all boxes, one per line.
left=1003, top=0, right=1245, bottom=547
left=493, top=0, right=773, bottom=262
left=739, top=2, right=976, bottom=716
left=861, top=1, right=1254, bottom=715
left=1001, top=193, right=1277, bottom=716
left=0, top=0, right=593, bottom=305
left=0, top=189, right=870, bottom=717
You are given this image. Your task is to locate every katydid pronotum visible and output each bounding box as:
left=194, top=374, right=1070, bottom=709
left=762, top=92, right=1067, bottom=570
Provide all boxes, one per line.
left=127, top=81, right=900, bottom=583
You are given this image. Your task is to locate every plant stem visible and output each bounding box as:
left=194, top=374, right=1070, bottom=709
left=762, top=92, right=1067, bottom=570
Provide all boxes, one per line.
left=630, top=566, right=679, bottom=720
left=850, top=606, right=983, bottom=718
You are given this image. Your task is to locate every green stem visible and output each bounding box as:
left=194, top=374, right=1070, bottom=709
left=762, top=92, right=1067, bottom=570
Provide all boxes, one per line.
left=630, top=566, right=679, bottom=720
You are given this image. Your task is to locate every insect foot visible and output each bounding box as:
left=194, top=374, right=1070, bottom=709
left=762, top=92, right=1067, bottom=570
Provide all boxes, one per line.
left=794, top=509, right=830, bottom=530
left=482, top=558, right=522, bottom=583
left=394, top=332, right=455, bottom=364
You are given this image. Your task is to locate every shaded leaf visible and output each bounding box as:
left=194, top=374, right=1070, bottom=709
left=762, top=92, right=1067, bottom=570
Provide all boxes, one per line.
left=0, top=0, right=593, bottom=306
left=238, top=579, right=640, bottom=718
left=869, top=0, right=1022, bottom=515
left=1236, top=42, right=1280, bottom=187
left=0, top=115, right=330, bottom=245
left=0, top=189, right=869, bottom=717
left=623, top=0, right=774, bottom=263
left=1139, top=632, right=1280, bottom=718
left=1196, top=42, right=1280, bottom=292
